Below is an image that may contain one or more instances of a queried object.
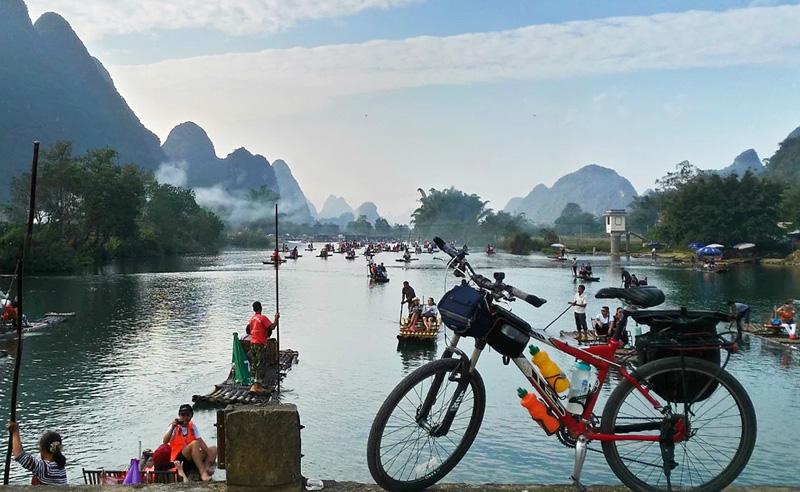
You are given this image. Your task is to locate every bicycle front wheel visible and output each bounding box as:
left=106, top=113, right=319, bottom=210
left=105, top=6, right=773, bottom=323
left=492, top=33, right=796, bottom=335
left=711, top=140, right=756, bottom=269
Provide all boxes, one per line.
left=601, top=356, right=757, bottom=492
left=367, top=357, right=486, bottom=492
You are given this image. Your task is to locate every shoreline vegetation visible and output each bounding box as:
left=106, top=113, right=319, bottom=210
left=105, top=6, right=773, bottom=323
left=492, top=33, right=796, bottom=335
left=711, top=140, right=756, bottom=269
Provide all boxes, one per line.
left=4, top=143, right=800, bottom=274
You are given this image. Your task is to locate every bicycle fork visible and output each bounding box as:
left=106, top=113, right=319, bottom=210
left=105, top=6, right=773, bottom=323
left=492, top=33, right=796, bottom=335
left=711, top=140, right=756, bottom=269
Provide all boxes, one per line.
left=417, top=345, right=481, bottom=437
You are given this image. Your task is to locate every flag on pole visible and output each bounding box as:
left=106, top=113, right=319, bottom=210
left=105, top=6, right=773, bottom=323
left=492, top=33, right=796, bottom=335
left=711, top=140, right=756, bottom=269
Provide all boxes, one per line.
left=232, top=333, right=251, bottom=385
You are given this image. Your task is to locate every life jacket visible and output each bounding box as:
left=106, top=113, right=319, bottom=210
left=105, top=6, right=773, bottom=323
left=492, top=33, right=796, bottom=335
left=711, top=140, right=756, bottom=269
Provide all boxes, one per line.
left=777, top=306, right=795, bottom=323
left=168, top=423, right=197, bottom=461
left=2, top=304, right=17, bottom=321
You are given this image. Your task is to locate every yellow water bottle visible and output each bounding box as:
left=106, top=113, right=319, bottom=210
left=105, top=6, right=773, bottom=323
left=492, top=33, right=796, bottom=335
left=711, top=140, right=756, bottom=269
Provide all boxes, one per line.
left=529, top=344, right=569, bottom=392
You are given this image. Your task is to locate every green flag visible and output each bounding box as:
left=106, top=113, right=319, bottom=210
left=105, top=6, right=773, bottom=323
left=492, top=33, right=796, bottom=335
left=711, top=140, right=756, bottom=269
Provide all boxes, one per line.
left=232, top=332, right=251, bottom=385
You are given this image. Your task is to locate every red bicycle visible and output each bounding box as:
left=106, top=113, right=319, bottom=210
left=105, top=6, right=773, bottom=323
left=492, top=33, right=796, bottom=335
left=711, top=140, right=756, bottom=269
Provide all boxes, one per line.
left=367, top=238, right=756, bottom=492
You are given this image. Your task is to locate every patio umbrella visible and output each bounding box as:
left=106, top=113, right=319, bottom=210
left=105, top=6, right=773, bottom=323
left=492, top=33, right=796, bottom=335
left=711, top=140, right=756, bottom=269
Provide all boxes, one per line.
left=688, top=242, right=705, bottom=251
left=697, top=246, right=721, bottom=256
left=550, top=243, right=566, bottom=248
left=706, top=243, right=725, bottom=249
left=733, top=243, right=756, bottom=250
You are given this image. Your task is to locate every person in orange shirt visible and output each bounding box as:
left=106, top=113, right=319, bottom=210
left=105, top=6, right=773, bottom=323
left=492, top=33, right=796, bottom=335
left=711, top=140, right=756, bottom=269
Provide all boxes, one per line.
left=776, top=300, right=797, bottom=340
left=161, top=404, right=216, bottom=481
left=248, top=301, right=279, bottom=393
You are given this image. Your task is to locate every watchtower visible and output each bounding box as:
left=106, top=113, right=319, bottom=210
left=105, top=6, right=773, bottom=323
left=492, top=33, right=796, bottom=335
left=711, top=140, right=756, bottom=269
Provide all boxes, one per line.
left=604, top=209, right=627, bottom=256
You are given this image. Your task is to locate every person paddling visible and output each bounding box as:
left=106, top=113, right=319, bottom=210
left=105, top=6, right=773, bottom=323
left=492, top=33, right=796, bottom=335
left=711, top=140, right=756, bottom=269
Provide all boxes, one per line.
left=248, top=301, right=279, bottom=393
left=7, top=420, right=67, bottom=486
left=570, top=285, right=589, bottom=342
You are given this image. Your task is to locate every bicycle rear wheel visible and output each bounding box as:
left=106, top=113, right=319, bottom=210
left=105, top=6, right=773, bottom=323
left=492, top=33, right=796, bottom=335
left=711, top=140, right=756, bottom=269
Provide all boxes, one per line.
left=367, top=357, right=486, bottom=492
left=601, top=356, right=756, bottom=492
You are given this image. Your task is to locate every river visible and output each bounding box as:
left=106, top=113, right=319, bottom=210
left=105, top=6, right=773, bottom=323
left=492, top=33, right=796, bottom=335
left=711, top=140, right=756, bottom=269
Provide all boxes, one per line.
left=0, top=249, right=797, bottom=486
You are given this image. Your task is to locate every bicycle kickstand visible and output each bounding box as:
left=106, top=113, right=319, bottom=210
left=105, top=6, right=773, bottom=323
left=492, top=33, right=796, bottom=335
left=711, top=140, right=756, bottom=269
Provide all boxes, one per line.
left=570, top=435, right=588, bottom=492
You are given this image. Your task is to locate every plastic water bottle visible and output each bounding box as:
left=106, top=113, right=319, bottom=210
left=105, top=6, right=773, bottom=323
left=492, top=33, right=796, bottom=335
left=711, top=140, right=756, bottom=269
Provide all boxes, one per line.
left=528, top=345, right=569, bottom=393
left=566, top=361, right=592, bottom=415
left=517, top=388, right=560, bottom=435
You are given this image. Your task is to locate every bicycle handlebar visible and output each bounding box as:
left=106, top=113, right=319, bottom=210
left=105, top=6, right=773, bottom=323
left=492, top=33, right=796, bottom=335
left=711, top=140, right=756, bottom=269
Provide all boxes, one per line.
left=433, top=236, right=546, bottom=308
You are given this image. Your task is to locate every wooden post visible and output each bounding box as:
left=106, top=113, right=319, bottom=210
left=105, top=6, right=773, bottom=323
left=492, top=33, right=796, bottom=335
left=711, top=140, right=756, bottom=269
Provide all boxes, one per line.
left=215, top=410, right=226, bottom=469
left=4, top=142, right=40, bottom=485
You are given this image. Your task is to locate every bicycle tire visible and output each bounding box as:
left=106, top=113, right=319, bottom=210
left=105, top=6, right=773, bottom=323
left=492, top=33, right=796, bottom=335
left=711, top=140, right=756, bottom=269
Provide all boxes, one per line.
left=601, top=356, right=756, bottom=492
left=367, top=357, right=486, bottom=491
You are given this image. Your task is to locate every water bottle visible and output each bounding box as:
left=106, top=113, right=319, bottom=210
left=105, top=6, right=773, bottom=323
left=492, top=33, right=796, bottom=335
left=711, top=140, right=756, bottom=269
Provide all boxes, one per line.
left=566, top=361, right=592, bottom=415
left=528, top=345, right=569, bottom=393
left=517, top=388, right=560, bottom=435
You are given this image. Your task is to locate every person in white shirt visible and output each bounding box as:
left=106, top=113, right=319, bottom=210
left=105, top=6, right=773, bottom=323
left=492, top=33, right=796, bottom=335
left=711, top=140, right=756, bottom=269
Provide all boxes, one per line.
left=593, top=306, right=611, bottom=339
left=569, top=285, right=589, bottom=342
left=421, top=297, right=439, bottom=330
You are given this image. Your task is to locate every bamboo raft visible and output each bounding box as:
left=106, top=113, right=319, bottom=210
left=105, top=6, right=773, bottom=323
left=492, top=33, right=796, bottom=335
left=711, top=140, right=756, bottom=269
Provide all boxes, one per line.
left=192, top=349, right=299, bottom=406
left=559, top=330, right=636, bottom=356
left=0, top=312, right=76, bottom=339
left=743, top=323, right=800, bottom=349
left=398, top=317, right=440, bottom=343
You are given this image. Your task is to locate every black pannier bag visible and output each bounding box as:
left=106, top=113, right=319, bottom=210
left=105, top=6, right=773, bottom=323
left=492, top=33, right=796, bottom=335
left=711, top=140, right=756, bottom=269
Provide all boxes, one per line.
left=485, top=305, right=531, bottom=358
left=632, top=310, right=729, bottom=403
left=439, top=284, right=494, bottom=338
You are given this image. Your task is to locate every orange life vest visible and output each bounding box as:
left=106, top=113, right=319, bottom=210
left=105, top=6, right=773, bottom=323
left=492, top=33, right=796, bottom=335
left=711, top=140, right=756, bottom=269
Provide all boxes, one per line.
left=778, top=306, right=795, bottom=323
left=2, top=304, right=17, bottom=322
left=168, top=422, right=196, bottom=461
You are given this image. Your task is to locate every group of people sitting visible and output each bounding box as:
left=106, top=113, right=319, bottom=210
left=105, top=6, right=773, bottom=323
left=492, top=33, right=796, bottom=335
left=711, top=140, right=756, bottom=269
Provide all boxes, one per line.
left=401, top=281, right=439, bottom=330
left=570, top=285, right=629, bottom=344
left=621, top=270, right=648, bottom=288
left=772, top=299, right=798, bottom=340
left=368, top=261, right=388, bottom=279
left=7, top=403, right=218, bottom=485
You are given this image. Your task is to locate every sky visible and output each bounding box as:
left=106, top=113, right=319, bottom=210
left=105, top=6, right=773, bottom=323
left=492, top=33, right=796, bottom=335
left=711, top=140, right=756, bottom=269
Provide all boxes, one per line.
left=24, top=0, right=800, bottom=220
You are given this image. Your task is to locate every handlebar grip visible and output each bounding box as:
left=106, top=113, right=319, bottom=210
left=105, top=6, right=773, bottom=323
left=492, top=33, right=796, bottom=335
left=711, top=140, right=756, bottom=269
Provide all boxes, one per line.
left=433, top=237, right=457, bottom=257
left=508, top=286, right=546, bottom=308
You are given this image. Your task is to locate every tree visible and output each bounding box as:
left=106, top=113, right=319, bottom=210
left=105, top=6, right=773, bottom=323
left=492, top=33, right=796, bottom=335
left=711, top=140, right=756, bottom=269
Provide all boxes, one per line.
left=554, top=203, right=601, bottom=235
left=346, top=215, right=374, bottom=236
left=628, top=194, right=661, bottom=233
left=374, top=217, right=393, bottom=237
left=412, top=187, right=489, bottom=241
left=656, top=160, right=701, bottom=193
left=653, top=171, right=781, bottom=246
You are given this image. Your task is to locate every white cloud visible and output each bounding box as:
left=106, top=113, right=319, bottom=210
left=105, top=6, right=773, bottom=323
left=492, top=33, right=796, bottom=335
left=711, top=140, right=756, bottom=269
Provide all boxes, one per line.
left=154, top=161, right=188, bottom=187
left=25, top=0, right=421, bottom=40
left=110, top=4, right=800, bottom=129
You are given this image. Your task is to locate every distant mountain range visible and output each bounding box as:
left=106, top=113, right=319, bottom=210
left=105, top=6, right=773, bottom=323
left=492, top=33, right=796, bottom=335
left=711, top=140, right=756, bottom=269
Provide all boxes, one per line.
left=713, top=149, right=764, bottom=177
left=0, top=0, right=164, bottom=200
left=0, top=0, right=314, bottom=223
left=504, top=164, right=639, bottom=224
left=162, top=121, right=313, bottom=223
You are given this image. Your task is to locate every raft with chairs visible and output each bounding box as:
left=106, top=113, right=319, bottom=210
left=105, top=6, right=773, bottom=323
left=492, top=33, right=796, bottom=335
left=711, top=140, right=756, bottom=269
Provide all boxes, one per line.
left=575, top=275, right=600, bottom=282
left=397, top=317, right=441, bottom=343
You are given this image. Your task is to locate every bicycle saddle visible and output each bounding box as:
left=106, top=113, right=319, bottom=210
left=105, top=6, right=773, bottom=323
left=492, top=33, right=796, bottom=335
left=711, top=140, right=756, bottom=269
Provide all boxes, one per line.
left=595, top=286, right=665, bottom=308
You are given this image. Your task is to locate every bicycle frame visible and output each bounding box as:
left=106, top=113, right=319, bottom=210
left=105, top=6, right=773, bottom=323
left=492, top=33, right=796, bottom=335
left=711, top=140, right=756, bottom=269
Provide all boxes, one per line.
left=436, top=322, right=671, bottom=445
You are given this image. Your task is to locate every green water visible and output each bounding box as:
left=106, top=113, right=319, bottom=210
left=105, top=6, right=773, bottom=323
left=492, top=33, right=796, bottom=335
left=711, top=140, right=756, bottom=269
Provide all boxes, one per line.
left=0, top=250, right=797, bottom=485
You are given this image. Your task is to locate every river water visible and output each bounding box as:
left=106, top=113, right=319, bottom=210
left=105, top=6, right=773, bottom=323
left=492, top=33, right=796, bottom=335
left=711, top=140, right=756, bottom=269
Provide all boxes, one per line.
left=0, top=249, right=797, bottom=485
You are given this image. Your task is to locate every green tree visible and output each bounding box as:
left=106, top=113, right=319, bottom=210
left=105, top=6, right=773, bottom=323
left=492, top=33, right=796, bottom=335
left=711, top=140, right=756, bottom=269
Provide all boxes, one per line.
left=654, top=171, right=781, bottom=246
left=554, top=203, right=601, bottom=235
left=628, top=194, right=661, bottom=233
left=412, top=187, right=489, bottom=241
left=374, top=217, right=393, bottom=237
left=346, top=215, right=374, bottom=236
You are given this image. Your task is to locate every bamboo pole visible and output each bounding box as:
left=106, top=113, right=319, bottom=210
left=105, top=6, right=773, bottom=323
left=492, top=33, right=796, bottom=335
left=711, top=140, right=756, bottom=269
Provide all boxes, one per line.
left=4, top=141, right=40, bottom=484
left=274, top=204, right=280, bottom=394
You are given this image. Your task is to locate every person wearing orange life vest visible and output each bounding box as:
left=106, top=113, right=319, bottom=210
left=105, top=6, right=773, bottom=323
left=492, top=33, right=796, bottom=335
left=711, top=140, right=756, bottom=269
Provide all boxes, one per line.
left=248, top=301, right=279, bottom=394
left=162, top=404, right=217, bottom=481
left=776, top=299, right=797, bottom=340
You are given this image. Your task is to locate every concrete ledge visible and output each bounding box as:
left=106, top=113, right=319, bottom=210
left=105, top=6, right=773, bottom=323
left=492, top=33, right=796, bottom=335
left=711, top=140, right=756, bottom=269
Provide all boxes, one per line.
left=1, top=483, right=798, bottom=491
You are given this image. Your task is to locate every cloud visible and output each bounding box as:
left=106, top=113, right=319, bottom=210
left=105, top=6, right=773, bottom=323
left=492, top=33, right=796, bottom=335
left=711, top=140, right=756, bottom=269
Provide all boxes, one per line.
left=25, top=0, right=421, bottom=40
left=154, top=161, right=188, bottom=187
left=110, top=5, right=800, bottom=125
left=194, top=186, right=275, bottom=225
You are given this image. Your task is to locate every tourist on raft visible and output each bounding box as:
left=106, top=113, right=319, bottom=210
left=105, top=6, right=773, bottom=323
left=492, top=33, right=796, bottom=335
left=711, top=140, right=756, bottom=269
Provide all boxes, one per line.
left=610, top=307, right=629, bottom=346
left=7, top=420, right=67, bottom=486
left=570, top=285, right=589, bottom=342
left=592, top=306, right=612, bottom=340
left=571, top=258, right=578, bottom=277
left=776, top=300, right=797, bottom=340
left=271, top=249, right=282, bottom=262
left=248, top=301, right=278, bottom=393
left=404, top=297, right=423, bottom=330
left=421, top=297, right=439, bottom=330
left=728, top=300, right=751, bottom=324
left=160, top=404, right=217, bottom=481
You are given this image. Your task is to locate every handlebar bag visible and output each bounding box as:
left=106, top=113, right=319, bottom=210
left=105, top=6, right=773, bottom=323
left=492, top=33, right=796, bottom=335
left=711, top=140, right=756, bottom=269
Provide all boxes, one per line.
left=439, top=284, right=493, bottom=338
